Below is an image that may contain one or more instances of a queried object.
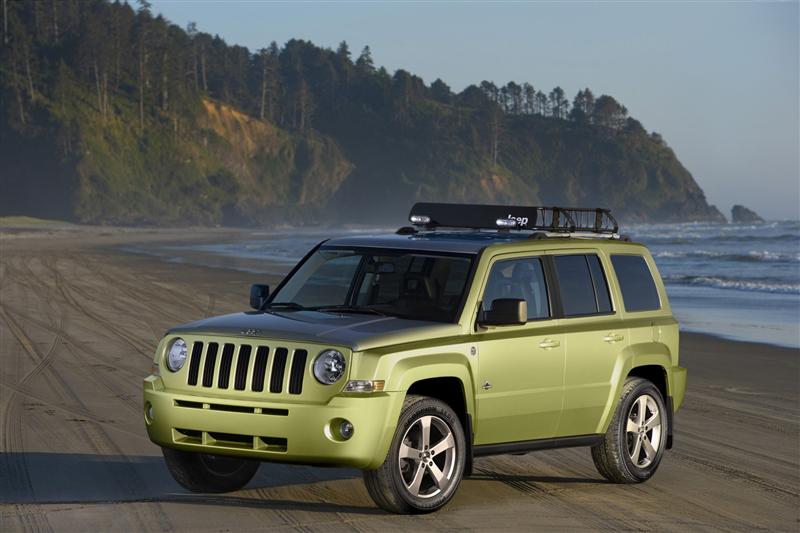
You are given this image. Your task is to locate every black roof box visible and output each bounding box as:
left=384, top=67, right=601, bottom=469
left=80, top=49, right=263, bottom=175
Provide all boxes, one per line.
left=407, top=202, right=619, bottom=234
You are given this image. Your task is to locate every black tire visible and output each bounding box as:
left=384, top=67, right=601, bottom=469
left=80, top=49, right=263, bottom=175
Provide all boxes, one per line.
left=592, top=377, right=669, bottom=483
left=363, top=395, right=466, bottom=514
left=162, top=447, right=260, bottom=493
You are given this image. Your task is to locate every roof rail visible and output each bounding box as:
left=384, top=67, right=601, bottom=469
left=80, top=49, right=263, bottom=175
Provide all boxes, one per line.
left=403, top=202, right=620, bottom=236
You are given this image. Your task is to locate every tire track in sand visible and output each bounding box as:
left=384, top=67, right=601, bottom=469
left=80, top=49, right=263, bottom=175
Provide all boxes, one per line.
left=0, top=306, right=61, bottom=533
left=0, top=256, right=172, bottom=532
left=48, top=265, right=152, bottom=358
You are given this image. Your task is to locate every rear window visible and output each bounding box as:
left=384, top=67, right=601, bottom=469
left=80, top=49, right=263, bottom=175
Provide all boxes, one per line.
left=611, top=255, right=661, bottom=312
left=554, top=254, right=613, bottom=317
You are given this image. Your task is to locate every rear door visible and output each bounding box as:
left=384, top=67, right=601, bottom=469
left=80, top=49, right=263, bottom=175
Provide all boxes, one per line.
left=609, top=252, right=667, bottom=361
left=548, top=250, right=628, bottom=438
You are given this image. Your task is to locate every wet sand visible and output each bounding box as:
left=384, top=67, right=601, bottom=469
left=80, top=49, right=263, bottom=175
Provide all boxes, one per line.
left=1, top=224, right=798, bottom=531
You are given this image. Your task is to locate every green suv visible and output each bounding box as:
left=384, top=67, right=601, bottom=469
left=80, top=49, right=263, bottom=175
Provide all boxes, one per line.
left=143, top=203, right=687, bottom=513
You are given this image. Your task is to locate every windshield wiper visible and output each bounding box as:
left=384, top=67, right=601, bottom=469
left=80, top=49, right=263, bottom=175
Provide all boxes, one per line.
left=311, top=305, right=389, bottom=317
left=264, top=302, right=307, bottom=311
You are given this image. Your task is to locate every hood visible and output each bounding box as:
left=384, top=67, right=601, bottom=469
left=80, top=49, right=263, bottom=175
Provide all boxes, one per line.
left=168, top=310, right=463, bottom=351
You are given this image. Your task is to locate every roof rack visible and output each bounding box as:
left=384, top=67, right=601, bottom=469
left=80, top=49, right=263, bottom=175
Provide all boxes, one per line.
left=398, top=202, right=622, bottom=239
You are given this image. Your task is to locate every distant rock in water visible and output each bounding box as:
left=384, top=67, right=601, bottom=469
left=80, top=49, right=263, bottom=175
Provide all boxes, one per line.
left=731, top=205, right=765, bottom=224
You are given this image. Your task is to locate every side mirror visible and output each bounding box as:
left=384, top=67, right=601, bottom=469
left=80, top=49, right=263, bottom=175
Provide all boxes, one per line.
left=479, top=298, right=527, bottom=326
left=250, top=284, right=269, bottom=310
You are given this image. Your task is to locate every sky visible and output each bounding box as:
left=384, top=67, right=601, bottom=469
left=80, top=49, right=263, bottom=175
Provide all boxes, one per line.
left=150, top=0, right=800, bottom=220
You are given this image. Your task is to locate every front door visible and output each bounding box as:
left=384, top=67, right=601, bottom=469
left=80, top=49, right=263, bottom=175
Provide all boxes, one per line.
left=473, top=253, right=565, bottom=445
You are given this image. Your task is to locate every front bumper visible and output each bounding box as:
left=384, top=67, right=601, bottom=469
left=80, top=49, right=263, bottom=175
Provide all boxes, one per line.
left=143, top=376, right=403, bottom=469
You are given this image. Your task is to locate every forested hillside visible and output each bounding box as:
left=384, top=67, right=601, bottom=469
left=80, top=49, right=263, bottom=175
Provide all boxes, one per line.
left=0, top=0, right=725, bottom=225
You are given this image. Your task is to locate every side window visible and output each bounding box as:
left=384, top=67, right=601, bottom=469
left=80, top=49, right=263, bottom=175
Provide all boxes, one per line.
left=611, top=255, right=661, bottom=312
left=553, top=255, right=596, bottom=316
left=483, top=257, right=550, bottom=320
left=553, top=254, right=614, bottom=316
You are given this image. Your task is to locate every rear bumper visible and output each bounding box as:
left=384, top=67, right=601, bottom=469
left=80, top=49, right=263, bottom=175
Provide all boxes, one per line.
left=143, top=376, right=403, bottom=469
left=666, top=365, right=687, bottom=449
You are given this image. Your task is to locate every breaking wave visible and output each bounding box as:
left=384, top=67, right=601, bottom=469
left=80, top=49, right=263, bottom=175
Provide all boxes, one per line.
left=653, top=250, right=800, bottom=263
left=664, top=275, right=800, bottom=295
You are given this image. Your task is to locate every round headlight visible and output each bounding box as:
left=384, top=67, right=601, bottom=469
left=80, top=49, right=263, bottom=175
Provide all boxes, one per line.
left=166, top=338, right=188, bottom=372
left=313, top=349, right=346, bottom=385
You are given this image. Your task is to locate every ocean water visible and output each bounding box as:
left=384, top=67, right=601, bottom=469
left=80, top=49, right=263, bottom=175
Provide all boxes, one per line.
left=143, top=221, right=800, bottom=348
left=628, top=221, right=799, bottom=348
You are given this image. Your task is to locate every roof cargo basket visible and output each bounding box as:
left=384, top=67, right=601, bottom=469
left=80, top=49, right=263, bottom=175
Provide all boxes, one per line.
left=403, top=202, right=620, bottom=237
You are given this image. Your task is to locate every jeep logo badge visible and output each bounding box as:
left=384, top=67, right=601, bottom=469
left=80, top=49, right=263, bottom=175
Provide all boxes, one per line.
left=507, top=214, right=529, bottom=226
left=240, top=328, right=260, bottom=336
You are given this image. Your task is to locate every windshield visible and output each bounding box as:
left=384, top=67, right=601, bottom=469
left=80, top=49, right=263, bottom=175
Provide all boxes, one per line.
left=269, top=248, right=474, bottom=323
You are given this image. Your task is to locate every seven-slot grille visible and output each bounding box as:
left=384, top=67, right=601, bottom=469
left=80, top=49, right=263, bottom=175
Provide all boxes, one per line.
left=186, top=341, right=308, bottom=395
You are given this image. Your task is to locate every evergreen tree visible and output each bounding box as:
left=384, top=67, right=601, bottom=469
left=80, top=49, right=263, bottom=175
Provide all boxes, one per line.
left=535, top=90, right=549, bottom=116
left=479, top=80, right=499, bottom=103
left=355, top=45, right=374, bottom=72
left=3, top=0, right=8, bottom=45
left=430, top=78, right=451, bottom=104
left=336, top=40, right=351, bottom=62
left=548, top=86, right=568, bottom=119
left=522, top=83, right=535, bottom=115
left=505, top=81, right=522, bottom=115
left=570, top=88, right=595, bottom=123
left=484, top=104, right=503, bottom=165
left=593, top=94, right=628, bottom=129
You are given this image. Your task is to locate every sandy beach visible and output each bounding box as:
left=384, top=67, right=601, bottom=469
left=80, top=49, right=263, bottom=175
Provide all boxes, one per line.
left=1, top=224, right=798, bottom=532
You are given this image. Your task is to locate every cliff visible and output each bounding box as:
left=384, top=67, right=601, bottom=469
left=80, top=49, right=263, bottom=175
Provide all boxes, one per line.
left=0, top=0, right=725, bottom=226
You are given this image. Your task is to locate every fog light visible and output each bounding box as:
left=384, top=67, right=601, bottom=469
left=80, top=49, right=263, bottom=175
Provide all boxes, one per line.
left=145, top=402, right=154, bottom=424
left=340, top=420, right=354, bottom=440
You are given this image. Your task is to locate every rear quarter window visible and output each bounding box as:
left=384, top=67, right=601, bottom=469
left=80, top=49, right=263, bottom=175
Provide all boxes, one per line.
left=611, top=254, right=661, bottom=312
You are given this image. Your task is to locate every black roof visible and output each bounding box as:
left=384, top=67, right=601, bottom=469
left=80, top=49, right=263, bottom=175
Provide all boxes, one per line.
left=322, top=231, right=530, bottom=254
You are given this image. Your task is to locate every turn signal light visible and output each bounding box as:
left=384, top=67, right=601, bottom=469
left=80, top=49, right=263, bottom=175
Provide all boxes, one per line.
left=344, top=380, right=385, bottom=393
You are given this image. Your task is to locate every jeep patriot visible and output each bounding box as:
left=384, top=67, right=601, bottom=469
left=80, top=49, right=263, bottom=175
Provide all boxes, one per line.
left=143, top=203, right=687, bottom=513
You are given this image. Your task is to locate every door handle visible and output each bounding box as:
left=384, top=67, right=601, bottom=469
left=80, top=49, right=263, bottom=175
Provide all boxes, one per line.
left=603, top=333, right=625, bottom=343
left=539, top=339, right=561, bottom=349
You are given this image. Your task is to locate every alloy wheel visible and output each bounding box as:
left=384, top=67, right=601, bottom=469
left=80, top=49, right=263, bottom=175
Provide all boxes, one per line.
left=626, top=394, right=662, bottom=468
left=398, top=415, right=457, bottom=498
